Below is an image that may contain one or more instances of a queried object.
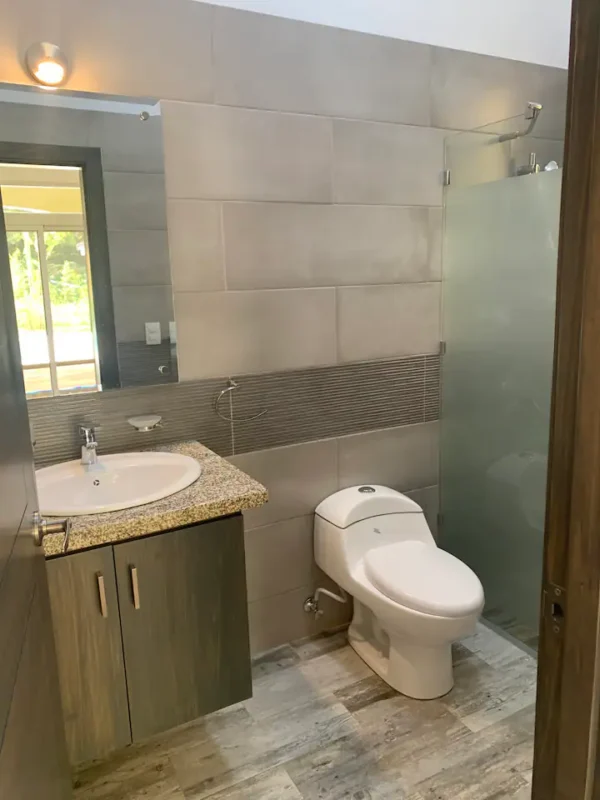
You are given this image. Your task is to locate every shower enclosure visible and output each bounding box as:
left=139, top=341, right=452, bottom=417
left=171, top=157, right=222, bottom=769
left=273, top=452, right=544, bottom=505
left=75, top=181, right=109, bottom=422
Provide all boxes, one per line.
left=440, top=107, right=563, bottom=650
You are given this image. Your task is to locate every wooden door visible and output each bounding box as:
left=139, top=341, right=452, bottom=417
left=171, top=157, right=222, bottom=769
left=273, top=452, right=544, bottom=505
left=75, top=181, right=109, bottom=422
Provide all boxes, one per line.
left=46, top=547, right=131, bottom=764
left=0, top=192, right=71, bottom=794
left=114, top=516, right=252, bottom=742
left=532, top=0, right=600, bottom=797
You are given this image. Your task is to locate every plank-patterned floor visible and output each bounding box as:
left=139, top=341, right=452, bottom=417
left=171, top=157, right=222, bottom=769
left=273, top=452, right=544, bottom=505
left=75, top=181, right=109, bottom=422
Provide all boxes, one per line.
left=74, top=624, right=536, bottom=800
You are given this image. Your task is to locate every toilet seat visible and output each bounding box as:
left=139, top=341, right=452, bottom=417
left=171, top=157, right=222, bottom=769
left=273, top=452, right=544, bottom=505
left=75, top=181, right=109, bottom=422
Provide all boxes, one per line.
left=364, top=541, right=484, bottom=618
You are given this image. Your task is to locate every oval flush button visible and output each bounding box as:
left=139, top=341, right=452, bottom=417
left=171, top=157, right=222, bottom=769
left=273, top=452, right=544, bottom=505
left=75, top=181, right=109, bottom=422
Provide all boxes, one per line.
left=358, top=486, right=376, bottom=493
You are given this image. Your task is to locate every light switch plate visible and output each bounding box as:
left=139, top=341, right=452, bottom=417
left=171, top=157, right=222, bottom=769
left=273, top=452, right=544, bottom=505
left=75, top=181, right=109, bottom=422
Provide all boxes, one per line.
left=145, top=321, right=161, bottom=345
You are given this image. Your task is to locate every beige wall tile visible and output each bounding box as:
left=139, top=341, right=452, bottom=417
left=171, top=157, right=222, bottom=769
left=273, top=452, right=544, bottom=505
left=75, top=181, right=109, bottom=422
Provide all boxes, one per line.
left=223, top=203, right=433, bottom=290
left=428, top=208, right=444, bottom=282
left=431, top=47, right=567, bottom=139
left=214, top=7, right=431, bottom=125
left=113, top=286, right=173, bottom=343
left=337, top=282, right=441, bottom=363
left=174, top=288, right=336, bottom=379
left=230, top=439, right=339, bottom=529
left=0, top=0, right=213, bottom=101
left=248, top=580, right=350, bottom=656
left=88, top=111, right=165, bottom=174
left=104, top=172, right=168, bottom=231
left=406, top=485, right=440, bottom=537
left=167, top=200, right=224, bottom=292
left=108, top=230, right=171, bottom=287
left=162, top=102, right=332, bottom=202
left=337, top=422, right=440, bottom=492
left=333, top=119, right=445, bottom=206
left=245, top=516, right=314, bottom=602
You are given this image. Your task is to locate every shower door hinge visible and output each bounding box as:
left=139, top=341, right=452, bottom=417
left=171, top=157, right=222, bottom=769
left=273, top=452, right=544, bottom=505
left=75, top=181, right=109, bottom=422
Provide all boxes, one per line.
left=442, top=169, right=451, bottom=187
left=440, top=341, right=447, bottom=356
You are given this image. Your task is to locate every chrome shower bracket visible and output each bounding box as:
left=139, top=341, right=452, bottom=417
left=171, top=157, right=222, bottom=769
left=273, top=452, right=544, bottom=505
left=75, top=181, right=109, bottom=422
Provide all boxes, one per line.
left=497, top=101, right=543, bottom=143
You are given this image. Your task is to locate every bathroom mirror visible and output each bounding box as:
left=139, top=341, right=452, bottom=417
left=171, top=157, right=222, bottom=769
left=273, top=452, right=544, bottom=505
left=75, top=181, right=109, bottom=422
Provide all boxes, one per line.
left=0, top=83, right=177, bottom=397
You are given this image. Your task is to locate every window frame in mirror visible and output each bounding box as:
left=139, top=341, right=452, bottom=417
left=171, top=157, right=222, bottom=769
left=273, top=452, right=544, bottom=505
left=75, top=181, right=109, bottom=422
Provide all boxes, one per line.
left=0, top=141, right=120, bottom=392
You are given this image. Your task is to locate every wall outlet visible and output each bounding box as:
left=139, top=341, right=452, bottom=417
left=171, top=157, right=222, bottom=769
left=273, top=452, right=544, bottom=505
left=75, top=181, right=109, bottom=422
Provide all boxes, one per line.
left=145, top=321, right=161, bottom=345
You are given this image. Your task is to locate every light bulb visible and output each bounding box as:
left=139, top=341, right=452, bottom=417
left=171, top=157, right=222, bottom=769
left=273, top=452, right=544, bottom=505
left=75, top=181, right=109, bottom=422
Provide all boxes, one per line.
left=33, top=59, right=65, bottom=86
left=24, top=43, right=70, bottom=87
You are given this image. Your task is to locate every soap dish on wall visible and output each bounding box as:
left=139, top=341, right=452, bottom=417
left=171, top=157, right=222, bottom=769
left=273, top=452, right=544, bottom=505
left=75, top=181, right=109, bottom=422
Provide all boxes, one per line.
left=128, top=415, right=162, bottom=432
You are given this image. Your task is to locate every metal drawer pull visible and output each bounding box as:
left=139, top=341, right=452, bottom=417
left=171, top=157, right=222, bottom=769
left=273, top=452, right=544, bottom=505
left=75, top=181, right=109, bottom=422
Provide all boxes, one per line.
left=96, top=573, right=108, bottom=618
left=130, top=566, right=141, bottom=610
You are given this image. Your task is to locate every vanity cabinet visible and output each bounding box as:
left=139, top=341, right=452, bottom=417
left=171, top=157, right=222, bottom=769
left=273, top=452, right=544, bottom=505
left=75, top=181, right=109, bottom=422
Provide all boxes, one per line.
left=46, top=514, right=251, bottom=765
left=114, top=516, right=251, bottom=741
left=46, top=547, right=130, bottom=765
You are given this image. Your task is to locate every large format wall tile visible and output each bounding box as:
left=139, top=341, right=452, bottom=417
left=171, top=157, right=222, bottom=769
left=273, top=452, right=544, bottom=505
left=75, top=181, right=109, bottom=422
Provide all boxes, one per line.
left=214, top=7, right=431, bottom=125
left=113, top=286, right=174, bottom=343
left=174, top=289, right=336, bottom=379
left=337, top=422, right=440, bottom=492
left=162, top=102, right=332, bottom=202
left=87, top=111, right=165, bottom=174
left=223, top=203, right=433, bottom=289
left=108, top=230, right=171, bottom=287
left=337, top=283, right=441, bottom=363
left=229, top=439, right=339, bottom=530
left=104, top=172, right=168, bottom=231
left=0, top=0, right=213, bottom=102
left=247, top=580, right=350, bottom=655
left=332, top=119, right=445, bottom=206
left=245, top=516, right=314, bottom=602
left=167, top=200, right=225, bottom=292
left=431, top=47, right=567, bottom=139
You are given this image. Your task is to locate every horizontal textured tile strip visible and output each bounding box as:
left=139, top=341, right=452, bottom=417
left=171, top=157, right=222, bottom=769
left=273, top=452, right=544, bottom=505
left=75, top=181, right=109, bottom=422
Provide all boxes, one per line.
left=231, top=356, right=432, bottom=454
left=29, top=377, right=233, bottom=467
left=29, top=355, right=442, bottom=466
left=424, top=354, right=441, bottom=422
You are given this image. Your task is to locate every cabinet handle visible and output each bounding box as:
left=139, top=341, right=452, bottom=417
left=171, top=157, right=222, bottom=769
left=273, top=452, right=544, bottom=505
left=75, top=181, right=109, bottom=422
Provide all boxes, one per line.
left=130, top=566, right=141, bottom=610
left=96, top=572, right=108, bottom=618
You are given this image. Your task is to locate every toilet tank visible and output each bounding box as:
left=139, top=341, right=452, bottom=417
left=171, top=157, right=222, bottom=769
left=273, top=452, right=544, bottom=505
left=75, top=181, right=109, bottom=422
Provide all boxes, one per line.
left=314, top=486, right=435, bottom=583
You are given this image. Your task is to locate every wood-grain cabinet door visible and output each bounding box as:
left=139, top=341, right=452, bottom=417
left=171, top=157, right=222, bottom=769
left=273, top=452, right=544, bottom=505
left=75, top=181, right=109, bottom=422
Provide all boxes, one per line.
left=46, top=547, right=131, bottom=765
left=114, top=515, right=252, bottom=742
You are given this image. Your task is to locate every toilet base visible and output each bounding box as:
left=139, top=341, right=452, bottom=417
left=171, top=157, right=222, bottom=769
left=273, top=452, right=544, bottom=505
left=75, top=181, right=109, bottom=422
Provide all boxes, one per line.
left=348, top=604, right=454, bottom=700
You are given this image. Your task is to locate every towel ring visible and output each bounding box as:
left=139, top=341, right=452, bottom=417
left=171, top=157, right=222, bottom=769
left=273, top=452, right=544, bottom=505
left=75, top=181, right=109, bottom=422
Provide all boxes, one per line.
left=214, top=379, right=269, bottom=423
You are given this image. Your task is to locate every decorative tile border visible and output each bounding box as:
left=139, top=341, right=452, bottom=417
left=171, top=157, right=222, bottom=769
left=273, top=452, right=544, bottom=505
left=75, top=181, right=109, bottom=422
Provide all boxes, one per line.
left=29, top=354, right=442, bottom=466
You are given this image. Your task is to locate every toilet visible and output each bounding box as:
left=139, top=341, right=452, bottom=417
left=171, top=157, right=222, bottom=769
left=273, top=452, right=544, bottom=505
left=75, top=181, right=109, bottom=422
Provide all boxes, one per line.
left=314, top=485, right=484, bottom=699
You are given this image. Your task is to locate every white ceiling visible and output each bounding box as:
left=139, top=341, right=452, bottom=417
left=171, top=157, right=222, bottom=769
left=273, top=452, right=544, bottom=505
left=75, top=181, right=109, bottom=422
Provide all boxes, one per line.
left=196, top=0, right=572, bottom=68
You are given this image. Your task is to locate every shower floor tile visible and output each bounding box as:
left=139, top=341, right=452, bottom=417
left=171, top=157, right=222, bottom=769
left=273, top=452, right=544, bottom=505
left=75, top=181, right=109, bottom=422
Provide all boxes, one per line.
left=74, top=624, right=536, bottom=800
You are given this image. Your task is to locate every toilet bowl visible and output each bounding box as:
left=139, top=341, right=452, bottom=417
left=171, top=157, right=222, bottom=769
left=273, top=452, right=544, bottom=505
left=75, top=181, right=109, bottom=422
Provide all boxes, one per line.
left=314, top=485, right=484, bottom=699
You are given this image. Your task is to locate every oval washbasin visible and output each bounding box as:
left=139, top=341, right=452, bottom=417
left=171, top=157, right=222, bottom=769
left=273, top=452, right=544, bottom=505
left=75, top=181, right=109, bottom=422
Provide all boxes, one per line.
left=36, top=452, right=202, bottom=516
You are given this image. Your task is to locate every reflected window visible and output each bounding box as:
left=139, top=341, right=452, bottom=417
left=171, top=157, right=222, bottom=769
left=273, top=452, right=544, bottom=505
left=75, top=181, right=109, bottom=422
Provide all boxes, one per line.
left=2, top=163, right=100, bottom=396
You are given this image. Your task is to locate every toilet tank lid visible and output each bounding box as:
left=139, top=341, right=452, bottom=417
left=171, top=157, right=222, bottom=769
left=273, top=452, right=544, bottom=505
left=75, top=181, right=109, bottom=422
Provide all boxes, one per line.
left=315, top=485, right=422, bottom=529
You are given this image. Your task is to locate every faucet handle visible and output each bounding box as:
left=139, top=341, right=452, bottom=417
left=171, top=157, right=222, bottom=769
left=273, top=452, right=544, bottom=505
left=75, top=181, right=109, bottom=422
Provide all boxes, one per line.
left=79, top=424, right=100, bottom=443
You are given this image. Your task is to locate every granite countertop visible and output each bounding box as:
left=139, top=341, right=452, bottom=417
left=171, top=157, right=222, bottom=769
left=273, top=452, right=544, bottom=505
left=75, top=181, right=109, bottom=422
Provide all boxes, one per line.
left=42, top=441, right=268, bottom=558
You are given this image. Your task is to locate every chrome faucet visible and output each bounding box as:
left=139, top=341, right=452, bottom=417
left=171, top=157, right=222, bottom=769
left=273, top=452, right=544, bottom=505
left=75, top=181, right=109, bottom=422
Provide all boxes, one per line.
left=79, top=425, right=99, bottom=467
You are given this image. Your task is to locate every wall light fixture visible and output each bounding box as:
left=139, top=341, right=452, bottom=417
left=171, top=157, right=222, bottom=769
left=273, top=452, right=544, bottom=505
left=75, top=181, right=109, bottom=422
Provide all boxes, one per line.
left=24, top=42, right=70, bottom=88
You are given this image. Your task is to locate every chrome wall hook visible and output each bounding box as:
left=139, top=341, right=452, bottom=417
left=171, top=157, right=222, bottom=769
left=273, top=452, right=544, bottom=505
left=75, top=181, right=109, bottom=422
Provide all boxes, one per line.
left=214, top=379, right=269, bottom=424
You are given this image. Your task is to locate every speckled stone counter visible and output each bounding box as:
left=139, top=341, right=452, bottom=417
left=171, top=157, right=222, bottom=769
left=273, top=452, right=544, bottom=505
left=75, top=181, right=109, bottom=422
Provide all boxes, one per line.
left=42, top=441, right=268, bottom=558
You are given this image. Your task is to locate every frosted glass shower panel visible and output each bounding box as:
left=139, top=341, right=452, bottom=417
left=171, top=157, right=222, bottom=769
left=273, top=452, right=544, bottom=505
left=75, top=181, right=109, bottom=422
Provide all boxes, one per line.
left=441, top=164, right=561, bottom=646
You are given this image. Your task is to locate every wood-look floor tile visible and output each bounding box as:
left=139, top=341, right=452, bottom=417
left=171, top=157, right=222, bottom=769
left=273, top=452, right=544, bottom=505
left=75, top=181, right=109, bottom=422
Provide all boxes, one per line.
left=74, top=754, right=183, bottom=800
left=173, top=698, right=356, bottom=798
left=333, top=674, right=396, bottom=714
left=441, top=650, right=537, bottom=733
left=251, top=644, right=301, bottom=680
left=75, top=630, right=536, bottom=800
left=186, top=767, right=303, bottom=800
left=291, top=629, right=349, bottom=661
